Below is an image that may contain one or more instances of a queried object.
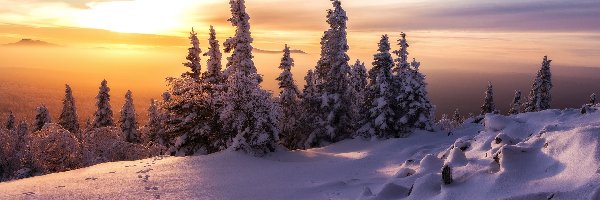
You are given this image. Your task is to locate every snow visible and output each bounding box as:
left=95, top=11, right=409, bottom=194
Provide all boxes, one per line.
left=2, top=108, right=600, bottom=199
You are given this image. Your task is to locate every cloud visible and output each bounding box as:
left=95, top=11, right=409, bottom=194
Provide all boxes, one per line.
left=3, top=38, right=61, bottom=47
left=254, top=48, right=307, bottom=55
left=21, top=0, right=133, bottom=9
left=347, top=0, right=600, bottom=32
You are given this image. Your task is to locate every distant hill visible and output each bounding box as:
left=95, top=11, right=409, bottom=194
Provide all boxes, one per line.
left=3, top=39, right=60, bottom=47
left=254, top=48, right=307, bottom=54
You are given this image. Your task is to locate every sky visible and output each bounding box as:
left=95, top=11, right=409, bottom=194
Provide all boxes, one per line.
left=0, top=0, right=599, bottom=121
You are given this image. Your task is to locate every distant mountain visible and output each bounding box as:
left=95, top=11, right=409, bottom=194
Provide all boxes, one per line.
left=254, top=48, right=307, bottom=54
left=3, top=39, right=60, bottom=47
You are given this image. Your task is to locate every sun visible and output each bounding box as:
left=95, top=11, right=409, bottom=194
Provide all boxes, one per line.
left=74, top=0, right=192, bottom=35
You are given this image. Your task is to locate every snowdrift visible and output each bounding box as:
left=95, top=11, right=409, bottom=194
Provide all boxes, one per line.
left=1, top=108, right=599, bottom=200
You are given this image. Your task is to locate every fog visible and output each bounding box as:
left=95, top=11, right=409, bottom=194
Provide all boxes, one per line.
left=0, top=45, right=598, bottom=125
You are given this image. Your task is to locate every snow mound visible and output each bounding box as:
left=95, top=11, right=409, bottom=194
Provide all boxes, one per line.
left=1, top=109, right=599, bottom=200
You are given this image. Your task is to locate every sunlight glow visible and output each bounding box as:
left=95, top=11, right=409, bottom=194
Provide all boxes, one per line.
left=74, top=0, right=191, bottom=34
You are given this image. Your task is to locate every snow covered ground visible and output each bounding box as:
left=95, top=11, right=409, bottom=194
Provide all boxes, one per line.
left=1, top=108, right=600, bottom=200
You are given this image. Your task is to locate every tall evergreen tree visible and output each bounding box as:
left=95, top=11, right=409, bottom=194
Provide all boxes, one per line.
left=220, top=0, right=279, bottom=156
left=590, top=93, right=597, bottom=105
left=5, top=111, right=15, bottom=130
left=508, top=90, right=522, bottom=115
left=58, top=84, right=80, bottom=134
left=202, top=25, right=224, bottom=85
left=276, top=44, right=301, bottom=149
left=119, top=90, right=140, bottom=143
left=33, top=105, right=51, bottom=132
left=525, top=56, right=552, bottom=112
left=357, top=35, right=397, bottom=138
left=481, top=82, right=496, bottom=115
left=393, top=33, right=434, bottom=133
left=183, top=28, right=202, bottom=80
left=307, top=0, right=354, bottom=147
left=93, top=79, right=114, bottom=128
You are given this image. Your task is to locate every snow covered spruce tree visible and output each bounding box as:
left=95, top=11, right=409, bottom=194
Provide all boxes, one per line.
left=525, top=56, right=552, bottom=112
left=202, top=25, right=224, bottom=85
left=93, top=80, right=114, bottom=128
left=163, top=32, right=215, bottom=155
left=306, top=0, right=355, bottom=147
left=145, top=99, right=161, bottom=143
left=220, top=0, right=279, bottom=156
left=392, top=32, right=434, bottom=133
left=33, top=105, right=51, bottom=132
left=119, top=90, right=140, bottom=143
left=183, top=28, right=202, bottom=80
left=276, top=44, right=301, bottom=149
left=357, top=35, right=397, bottom=138
left=508, top=90, right=522, bottom=115
left=5, top=111, right=15, bottom=130
left=58, top=84, right=80, bottom=134
left=452, top=108, right=462, bottom=125
left=297, top=70, right=321, bottom=149
left=590, top=93, right=597, bottom=105
left=481, top=82, right=496, bottom=115
left=349, top=59, right=368, bottom=126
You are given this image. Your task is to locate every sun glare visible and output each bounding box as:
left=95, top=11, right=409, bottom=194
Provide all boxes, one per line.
left=74, top=0, right=191, bottom=34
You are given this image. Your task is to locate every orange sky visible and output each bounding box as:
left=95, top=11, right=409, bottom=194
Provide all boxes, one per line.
left=0, top=0, right=599, bottom=121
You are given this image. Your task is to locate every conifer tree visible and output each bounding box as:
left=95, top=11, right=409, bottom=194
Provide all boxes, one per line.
left=589, top=93, right=596, bottom=105
left=146, top=99, right=161, bottom=143
left=405, top=58, right=434, bottom=130
left=392, top=32, right=434, bottom=133
left=298, top=70, right=321, bottom=149
left=93, top=79, right=114, bottom=128
left=350, top=60, right=368, bottom=99
left=481, top=82, right=496, bottom=115
left=183, top=28, right=202, bottom=80
left=508, top=90, right=522, bottom=115
left=358, top=35, right=397, bottom=138
left=33, top=105, right=51, bottom=132
left=452, top=108, right=462, bottom=124
left=220, top=0, right=279, bottom=156
left=202, top=25, right=223, bottom=85
left=58, top=84, right=80, bottom=134
left=5, top=111, right=15, bottom=130
left=307, top=0, right=354, bottom=147
left=119, top=90, right=139, bottom=143
left=276, top=44, right=301, bottom=149
left=525, top=56, right=552, bottom=112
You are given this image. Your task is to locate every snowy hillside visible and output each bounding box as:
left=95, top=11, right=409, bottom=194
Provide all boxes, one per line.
left=1, top=108, right=600, bottom=200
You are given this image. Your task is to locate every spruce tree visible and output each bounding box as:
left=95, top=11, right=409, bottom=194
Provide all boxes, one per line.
left=146, top=99, right=161, bottom=143
left=589, top=93, right=596, bottom=105
left=58, top=84, right=80, bottom=134
left=452, top=108, right=462, bottom=124
left=220, top=0, right=279, bottom=156
left=307, top=0, right=354, bottom=147
left=202, top=25, right=223, bottom=85
left=93, top=79, right=114, bottom=128
left=119, top=90, right=139, bottom=143
left=298, top=70, right=322, bottom=149
left=392, top=33, right=434, bottom=133
left=508, top=90, right=522, bottom=115
left=33, top=105, right=51, bottom=132
left=525, top=56, right=552, bottom=112
left=481, top=82, right=496, bottom=115
left=183, top=28, right=202, bottom=80
left=350, top=60, right=368, bottom=100
left=5, top=111, right=15, bottom=130
left=276, top=44, right=301, bottom=149
left=358, top=35, right=397, bottom=138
